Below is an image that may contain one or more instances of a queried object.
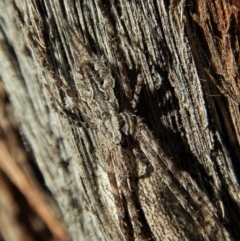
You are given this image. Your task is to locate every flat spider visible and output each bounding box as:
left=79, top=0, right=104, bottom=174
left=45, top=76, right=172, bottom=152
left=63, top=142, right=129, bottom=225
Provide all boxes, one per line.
left=44, top=26, right=227, bottom=240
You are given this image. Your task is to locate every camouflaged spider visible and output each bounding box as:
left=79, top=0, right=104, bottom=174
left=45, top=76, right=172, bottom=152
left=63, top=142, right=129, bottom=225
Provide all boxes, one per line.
left=44, top=27, right=225, bottom=239
left=14, top=0, right=233, bottom=237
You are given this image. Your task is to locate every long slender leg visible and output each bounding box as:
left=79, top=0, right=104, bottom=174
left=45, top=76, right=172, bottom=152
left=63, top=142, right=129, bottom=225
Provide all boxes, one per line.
left=47, top=72, right=96, bottom=121
left=103, top=145, right=132, bottom=241
left=112, top=146, right=142, bottom=236
left=131, top=74, right=144, bottom=110
left=44, top=83, right=97, bottom=129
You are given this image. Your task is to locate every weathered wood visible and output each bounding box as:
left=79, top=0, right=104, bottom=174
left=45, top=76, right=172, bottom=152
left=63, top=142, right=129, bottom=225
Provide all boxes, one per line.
left=0, top=0, right=239, bottom=241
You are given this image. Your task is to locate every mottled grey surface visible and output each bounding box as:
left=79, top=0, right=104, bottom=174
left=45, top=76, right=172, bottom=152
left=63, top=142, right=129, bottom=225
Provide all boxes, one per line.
left=0, top=1, right=239, bottom=241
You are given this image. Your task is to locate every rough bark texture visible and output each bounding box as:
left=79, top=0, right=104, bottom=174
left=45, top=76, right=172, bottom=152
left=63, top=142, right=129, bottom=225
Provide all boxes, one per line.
left=0, top=1, right=239, bottom=241
left=0, top=82, right=69, bottom=241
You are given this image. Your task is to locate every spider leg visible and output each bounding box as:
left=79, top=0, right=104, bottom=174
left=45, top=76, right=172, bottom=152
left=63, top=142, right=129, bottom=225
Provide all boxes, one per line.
left=112, top=146, right=143, bottom=237
left=103, top=139, right=143, bottom=238
left=51, top=73, right=96, bottom=121
left=102, top=144, right=132, bottom=241
left=132, top=148, right=153, bottom=178
left=44, top=83, right=96, bottom=129
left=131, top=74, right=144, bottom=110
left=66, top=23, right=93, bottom=62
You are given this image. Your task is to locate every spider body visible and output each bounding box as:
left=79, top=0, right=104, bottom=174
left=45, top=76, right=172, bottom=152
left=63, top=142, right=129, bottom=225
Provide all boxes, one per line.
left=43, top=27, right=230, bottom=241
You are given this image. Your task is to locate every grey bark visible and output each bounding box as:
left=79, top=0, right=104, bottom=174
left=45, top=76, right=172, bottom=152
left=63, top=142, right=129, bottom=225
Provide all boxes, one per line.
left=0, top=1, right=239, bottom=241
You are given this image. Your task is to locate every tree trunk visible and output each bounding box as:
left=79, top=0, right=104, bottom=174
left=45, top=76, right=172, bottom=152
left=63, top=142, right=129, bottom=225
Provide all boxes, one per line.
left=0, top=1, right=239, bottom=241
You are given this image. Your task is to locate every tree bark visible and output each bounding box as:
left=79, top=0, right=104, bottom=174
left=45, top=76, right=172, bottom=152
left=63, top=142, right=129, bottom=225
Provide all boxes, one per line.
left=0, top=1, right=239, bottom=241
